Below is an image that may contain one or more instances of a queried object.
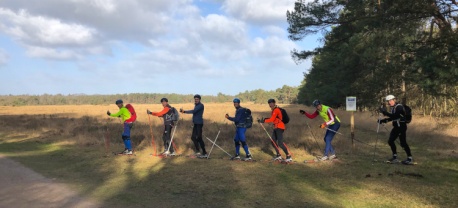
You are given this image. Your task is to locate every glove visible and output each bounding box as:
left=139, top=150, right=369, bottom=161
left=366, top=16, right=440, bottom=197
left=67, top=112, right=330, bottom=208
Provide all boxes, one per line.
left=320, top=123, right=327, bottom=129
left=379, top=104, right=387, bottom=114
left=179, top=108, right=184, bottom=113
left=299, top=110, right=305, bottom=115
left=257, top=118, right=265, bottom=123
left=377, top=118, right=388, bottom=124
left=225, top=114, right=229, bottom=119
left=147, top=109, right=152, bottom=115
left=107, top=111, right=111, bottom=116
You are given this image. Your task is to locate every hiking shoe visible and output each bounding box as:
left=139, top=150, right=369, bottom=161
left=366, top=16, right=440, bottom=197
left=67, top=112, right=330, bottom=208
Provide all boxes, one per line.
left=231, top=155, right=241, bottom=160
left=242, top=155, right=252, bottom=161
left=318, top=156, right=328, bottom=161
left=124, top=150, right=133, bottom=155
left=284, top=155, right=293, bottom=163
left=401, top=157, right=414, bottom=165
left=194, top=152, right=202, bottom=156
left=168, top=152, right=176, bottom=156
left=329, top=154, right=337, bottom=160
left=386, top=157, right=399, bottom=164
left=272, top=155, right=282, bottom=161
left=162, top=151, right=170, bottom=155
left=197, top=154, right=208, bottom=159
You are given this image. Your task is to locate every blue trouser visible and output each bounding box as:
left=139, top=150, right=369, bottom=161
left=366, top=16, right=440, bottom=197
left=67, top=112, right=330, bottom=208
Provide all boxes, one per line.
left=122, top=122, right=132, bottom=150
left=234, top=127, right=250, bottom=156
left=323, top=122, right=340, bottom=156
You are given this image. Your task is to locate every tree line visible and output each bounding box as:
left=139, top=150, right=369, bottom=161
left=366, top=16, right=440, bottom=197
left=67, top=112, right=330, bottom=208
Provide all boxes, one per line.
left=287, top=0, right=457, bottom=116
left=0, top=85, right=299, bottom=106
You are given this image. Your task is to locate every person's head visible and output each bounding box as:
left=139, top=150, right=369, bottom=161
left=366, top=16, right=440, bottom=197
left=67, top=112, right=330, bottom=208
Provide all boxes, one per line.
left=233, top=98, right=240, bottom=108
left=160, top=98, right=168, bottom=107
left=268, top=98, right=276, bottom=109
left=312, top=99, right=322, bottom=110
left=115, top=99, right=123, bottom=108
left=194, top=94, right=201, bottom=104
left=385, top=95, right=396, bottom=107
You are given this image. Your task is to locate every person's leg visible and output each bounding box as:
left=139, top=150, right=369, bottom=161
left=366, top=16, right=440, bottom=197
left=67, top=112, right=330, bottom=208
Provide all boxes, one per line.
left=191, top=125, right=200, bottom=153
left=234, top=129, right=241, bottom=156
left=388, top=127, right=399, bottom=156
left=275, top=129, right=289, bottom=156
left=122, top=123, right=132, bottom=151
left=399, top=124, right=412, bottom=158
left=327, top=122, right=340, bottom=156
left=237, top=128, right=250, bottom=156
left=164, top=125, right=173, bottom=153
left=196, top=124, right=207, bottom=154
left=271, top=129, right=281, bottom=156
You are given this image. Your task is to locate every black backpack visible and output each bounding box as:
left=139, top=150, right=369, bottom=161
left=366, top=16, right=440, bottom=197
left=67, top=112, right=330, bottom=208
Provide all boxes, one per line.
left=395, top=104, right=412, bottom=124
left=277, top=107, right=290, bottom=124
left=165, top=107, right=179, bottom=122
left=402, top=105, right=412, bottom=124
left=243, top=108, right=253, bottom=128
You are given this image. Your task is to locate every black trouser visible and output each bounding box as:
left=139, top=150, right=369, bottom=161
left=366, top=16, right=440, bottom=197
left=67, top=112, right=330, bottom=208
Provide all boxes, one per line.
left=388, top=123, right=412, bottom=157
left=192, top=124, right=207, bottom=154
left=272, top=128, right=289, bottom=156
left=162, top=125, right=174, bottom=153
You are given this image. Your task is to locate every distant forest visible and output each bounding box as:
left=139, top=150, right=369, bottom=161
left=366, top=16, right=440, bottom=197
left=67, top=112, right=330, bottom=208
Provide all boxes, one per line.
left=0, top=85, right=300, bottom=106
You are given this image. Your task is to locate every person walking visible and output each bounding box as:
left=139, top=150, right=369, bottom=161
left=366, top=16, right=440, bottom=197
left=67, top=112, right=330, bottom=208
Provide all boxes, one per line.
left=225, top=98, right=252, bottom=161
left=300, top=99, right=340, bottom=161
left=180, top=94, right=208, bottom=158
left=107, top=99, right=133, bottom=155
left=258, top=99, right=292, bottom=162
left=378, top=95, right=413, bottom=165
left=147, top=98, right=176, bottom=156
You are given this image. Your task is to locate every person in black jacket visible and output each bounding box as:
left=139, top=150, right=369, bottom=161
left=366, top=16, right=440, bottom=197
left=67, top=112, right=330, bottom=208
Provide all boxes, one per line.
left=181, top=94, right=207, bottom=158
left=378, top=95, right=413, bottom=165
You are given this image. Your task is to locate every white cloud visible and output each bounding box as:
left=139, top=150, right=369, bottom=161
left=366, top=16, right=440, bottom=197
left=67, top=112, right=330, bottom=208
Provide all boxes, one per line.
left=26, top=46, right=80, bottom=60
left=0, top=49, right=9, bottom=66
left=222, top=0, right=297, bottom=25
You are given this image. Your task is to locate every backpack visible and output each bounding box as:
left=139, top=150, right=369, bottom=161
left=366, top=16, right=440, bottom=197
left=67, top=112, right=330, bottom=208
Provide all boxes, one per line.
left=170, top=107, right=179, bottom=122
left=402, top=105, right=412, bottom=124
left=395, top=104, right=412, bottom=124
left=243, top=108, right=253, bottom=128
left=125, top=104, right=137, bottom=122
left=277, top=107, right=290, bottom=124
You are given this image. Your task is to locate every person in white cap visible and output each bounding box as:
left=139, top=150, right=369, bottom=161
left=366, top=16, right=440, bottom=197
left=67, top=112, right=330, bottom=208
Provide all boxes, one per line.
left=378, top=95, right=413, bottom=165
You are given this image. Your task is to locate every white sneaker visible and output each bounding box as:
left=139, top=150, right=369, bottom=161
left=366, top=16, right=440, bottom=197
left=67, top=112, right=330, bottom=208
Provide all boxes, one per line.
left=162, top=151, right=170, bottom=155
left=272, top=155, right=282, bottom=161
left=329, top=155, right=337, bottom=160
left=124, top=150, right=133, bottom=155
left=318, top=156, right=328, bottom=161
left=197, top=154, right=208, bottom=159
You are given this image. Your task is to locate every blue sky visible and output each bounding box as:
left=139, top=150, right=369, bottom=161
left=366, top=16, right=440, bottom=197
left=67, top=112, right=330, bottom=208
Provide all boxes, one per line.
left=0, top=0, right=319, bottom=96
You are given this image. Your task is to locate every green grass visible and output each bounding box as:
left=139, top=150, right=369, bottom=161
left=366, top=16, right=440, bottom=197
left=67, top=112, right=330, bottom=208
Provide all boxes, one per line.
left=0, top=112, right=457, bottom=208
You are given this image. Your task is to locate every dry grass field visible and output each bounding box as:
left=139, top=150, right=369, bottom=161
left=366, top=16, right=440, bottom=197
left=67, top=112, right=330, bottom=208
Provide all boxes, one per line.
left=0, top=103, right=457, bottom=208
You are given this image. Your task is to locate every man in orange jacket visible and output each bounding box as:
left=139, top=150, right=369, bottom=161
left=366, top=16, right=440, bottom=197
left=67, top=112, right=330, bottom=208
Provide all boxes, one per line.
left=258, top=99, right=292, bottom=162
left=147, top=98, right=176, bottom=156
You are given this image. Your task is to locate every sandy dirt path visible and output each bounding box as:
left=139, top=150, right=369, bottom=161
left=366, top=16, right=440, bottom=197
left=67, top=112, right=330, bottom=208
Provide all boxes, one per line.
left=0, top=154, right=100, bottom=208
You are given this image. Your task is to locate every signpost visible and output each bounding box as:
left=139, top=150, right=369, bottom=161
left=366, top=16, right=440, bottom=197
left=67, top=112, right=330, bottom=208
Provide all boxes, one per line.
left=346, top=97, right=356, bottom=149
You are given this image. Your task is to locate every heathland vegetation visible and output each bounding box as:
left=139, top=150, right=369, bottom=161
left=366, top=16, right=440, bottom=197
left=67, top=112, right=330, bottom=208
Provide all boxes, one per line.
left=0, top=104, right=457, bottom=207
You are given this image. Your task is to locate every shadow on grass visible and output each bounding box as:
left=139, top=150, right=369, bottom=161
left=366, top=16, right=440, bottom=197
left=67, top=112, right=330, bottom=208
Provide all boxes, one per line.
left=0, top=113, right=457, bottom=208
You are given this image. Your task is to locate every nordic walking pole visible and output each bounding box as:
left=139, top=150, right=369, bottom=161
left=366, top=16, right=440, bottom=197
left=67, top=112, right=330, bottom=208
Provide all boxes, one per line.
left=166, top=119, right=179, bottom=154
left=104, top=118, right=111, bottom=155
left=206, top=130, right=221, bottom=159
left=303, top=118, right=322, bottom=153
left=323, top=127, right=343, bottom=135
left=148, top=114, right=157, bottom=156
left=258, top=122, right=282, bottom=158
left=373, top=103, right=383, bottom=162
left=205, top=136, right=232, bottom=157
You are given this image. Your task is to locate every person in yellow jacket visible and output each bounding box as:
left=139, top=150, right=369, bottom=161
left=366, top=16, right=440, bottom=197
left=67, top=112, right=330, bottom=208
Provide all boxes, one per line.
left=107, top=99, right=133, bottom=155
left=300, top=100, right=340, bottom=161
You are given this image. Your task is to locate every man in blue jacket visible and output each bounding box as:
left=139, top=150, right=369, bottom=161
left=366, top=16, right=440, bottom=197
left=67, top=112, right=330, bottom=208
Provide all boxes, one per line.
left=226, top=98, right=252, bottom=161
left=181, top=94, right=207, bottom=158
